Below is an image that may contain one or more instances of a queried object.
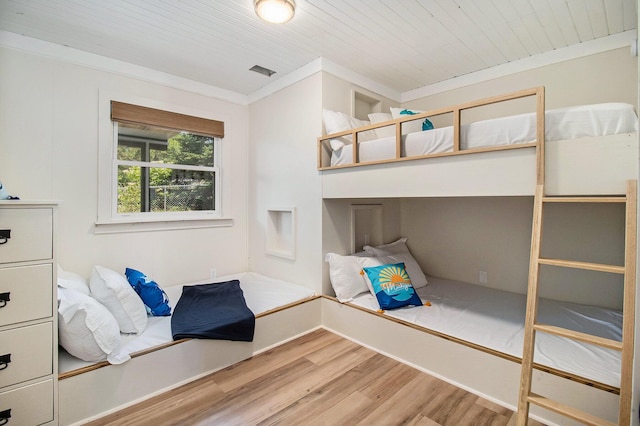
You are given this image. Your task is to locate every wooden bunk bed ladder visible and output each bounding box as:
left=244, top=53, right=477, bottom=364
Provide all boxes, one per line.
left=516, top=180, right=637, bottom=426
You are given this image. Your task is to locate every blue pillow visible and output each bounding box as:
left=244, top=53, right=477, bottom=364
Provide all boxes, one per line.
left=125, top=268, right=171, bottom=316
left=363, top=262, right=422, bottom=310
left=399, top=109, right=434, bottom=131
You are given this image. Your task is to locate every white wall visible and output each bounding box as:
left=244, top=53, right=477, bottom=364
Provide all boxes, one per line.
left=247, top=73, right=323, bottom=293
left=0, top=47, right=250, bottom=285
left=400, top=197, right=625, bottom=309
left=401, top=197, right=532, bottom=292
left=321, top=72, right=398, bottom=122
left=321, top=198, right=402, bottom=296
left=403, top=47, right=638, bottom=112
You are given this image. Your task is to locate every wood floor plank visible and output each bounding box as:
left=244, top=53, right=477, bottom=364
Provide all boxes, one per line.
left=357, top=374, right=443, bottom=425
left=476, top=397, right=513, bottom=416
left=212, top=328, right=342, bottom=392
left=210, top=345, right=377, bottom=425
left=358, top=359, right=428, bottom=402
left=87, top=329, right=545, bottom=426
left=406, top=413, right=441, bottom=426
left=304, top=333, right=362, bottom=365
left=311, top=391, right=373, bottom=426
left=188, top=357, right=319, bottom=425
left=428, top=388, right=479, bottom=425
left=457, top=401, right=510, bottom=426
left=258, top=353, right=400, bottom=425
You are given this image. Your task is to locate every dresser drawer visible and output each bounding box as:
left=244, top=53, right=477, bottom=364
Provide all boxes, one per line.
left=0, top=208, right=53, bottom=264
left=0, top=323, right=53, bottom=389
left=0, top=264, right=53, bottom=327
left=0, top=379, right=54, bottom=425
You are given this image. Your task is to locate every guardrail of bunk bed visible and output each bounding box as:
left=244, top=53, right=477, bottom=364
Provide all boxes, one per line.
left=317, top=86, right=546, bottom=185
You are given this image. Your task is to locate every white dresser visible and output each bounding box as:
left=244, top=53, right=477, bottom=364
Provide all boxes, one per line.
left=0, top=202, right=57, bottom=425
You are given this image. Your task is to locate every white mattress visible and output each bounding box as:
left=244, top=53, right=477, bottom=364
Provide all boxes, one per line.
left=331, top=102, right=639, bottom=166
left=59, top=272, right=316, bottom=373
left=349, top=276, right=622, bottom=388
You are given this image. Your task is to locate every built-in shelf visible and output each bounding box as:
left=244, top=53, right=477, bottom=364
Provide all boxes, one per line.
left=350, top=204, right=383, bottom=253
left=352, top=89, right=382, bottom=121
left=266, top=207, right=296, bottom=260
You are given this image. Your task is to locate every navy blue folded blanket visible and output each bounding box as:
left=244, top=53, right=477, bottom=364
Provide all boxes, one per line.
left=171, top=279, right=255, bottom=342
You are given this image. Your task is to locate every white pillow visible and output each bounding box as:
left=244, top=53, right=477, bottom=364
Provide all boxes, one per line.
left=325, top=253, right=383, bottom=302
left=390, top=107, right=431, bottom=134
left=322, top=109, right=376, bottom=151
left=57, top=265, right=90, bottom=296
left=58, top=287, right=130, bottom=364
left=89, top=265, right=148, bottom=334
left=368, top=112, right=395, bottom=139
left=363, top=237, right=428, bottom=288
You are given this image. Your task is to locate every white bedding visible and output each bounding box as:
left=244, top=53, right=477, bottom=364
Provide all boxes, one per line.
left=331, top=102, right=639, bottom=166
left=59, top=272, right=316, bottom=373
left=350, top=276, right=621, bottom=388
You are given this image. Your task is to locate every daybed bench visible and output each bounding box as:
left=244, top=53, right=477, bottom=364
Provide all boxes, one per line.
left=57, top=272, right=320, bottom=425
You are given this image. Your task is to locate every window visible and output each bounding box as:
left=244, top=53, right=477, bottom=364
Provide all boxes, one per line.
left=97, top=96, right=229, bottom=232
left=116, top=123, right=217, bottom=214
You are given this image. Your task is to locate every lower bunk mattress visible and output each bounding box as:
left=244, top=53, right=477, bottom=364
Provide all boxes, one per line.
left=331, top=102, right=639, bottom=166
left=349, top=276, right=621, bottom=389
left=59, top=272, right=317, bottom=374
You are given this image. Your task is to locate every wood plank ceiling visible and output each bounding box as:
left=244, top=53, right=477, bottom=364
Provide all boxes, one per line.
left=0, top=0, right=636, bottom=96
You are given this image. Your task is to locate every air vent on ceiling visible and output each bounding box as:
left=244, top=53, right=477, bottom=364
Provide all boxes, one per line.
left=250, top=65, right=276, bottom=77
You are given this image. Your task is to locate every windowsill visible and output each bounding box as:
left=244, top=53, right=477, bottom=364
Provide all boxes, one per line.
left=94, top=216, right=233, bottom=234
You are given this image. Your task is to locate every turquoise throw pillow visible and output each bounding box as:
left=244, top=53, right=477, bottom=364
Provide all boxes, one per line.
left=399, top=109, right=433, bottom=131
left=363, top=262, right=422, bottom=310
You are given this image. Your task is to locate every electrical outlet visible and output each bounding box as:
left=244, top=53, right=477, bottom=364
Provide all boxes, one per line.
left=364, top=234, right=370, bottom=245
left=210, top=268, right=217, bottom=279
left=479, top=270, right=488, bottom=284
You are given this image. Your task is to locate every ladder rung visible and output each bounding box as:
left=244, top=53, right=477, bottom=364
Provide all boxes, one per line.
left=528, top=394, right=616, bottom=426
left=543, top=196, right=627, bottom=203
left=533, top=324, right=622, bottom=351
left=538, top=258, right=625, bottom=274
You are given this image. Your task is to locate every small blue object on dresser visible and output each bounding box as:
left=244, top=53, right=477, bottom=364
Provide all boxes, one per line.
left=125, top=268, right=171, bottom=316
left=0, top=180, right=18, bottom=200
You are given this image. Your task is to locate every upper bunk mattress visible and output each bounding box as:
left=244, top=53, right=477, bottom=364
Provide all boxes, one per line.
left=331, top=102, right=639, bottom=166
left=349, top=276, right=621, bottom=389
left=59, top=272, right=316, bottom=373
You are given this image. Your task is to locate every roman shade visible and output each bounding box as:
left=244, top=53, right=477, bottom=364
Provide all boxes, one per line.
left=111, top=101, right=224, bottom=138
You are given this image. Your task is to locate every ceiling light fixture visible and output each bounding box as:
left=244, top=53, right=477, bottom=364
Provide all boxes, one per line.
left=254, top=0, right=296, bottom=24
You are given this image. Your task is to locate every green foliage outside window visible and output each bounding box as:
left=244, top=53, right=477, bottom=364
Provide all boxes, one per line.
left=117, top=132, right=215, bottom=213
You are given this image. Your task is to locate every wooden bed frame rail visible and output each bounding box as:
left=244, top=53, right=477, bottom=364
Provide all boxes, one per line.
left=317, top=86, right=546, bottom=185
left=321, top=295, right=618, bottom=395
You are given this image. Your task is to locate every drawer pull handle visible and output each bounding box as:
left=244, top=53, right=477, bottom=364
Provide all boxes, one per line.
left=0, top=409, right=10, bottom=425
left=0, top=229, right=9, bottom=245
left=0, top=354, right=10, bottom=370
left=0, top=293, right=9, bottom=308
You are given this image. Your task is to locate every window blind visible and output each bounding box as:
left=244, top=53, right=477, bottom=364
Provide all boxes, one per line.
left=111, top=101, right=224, bottom=138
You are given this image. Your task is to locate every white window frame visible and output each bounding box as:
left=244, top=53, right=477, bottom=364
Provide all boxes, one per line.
left=96, top=91, right=231, bottom=233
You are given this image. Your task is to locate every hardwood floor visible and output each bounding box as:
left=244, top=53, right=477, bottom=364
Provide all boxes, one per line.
left=87, top=329, right=544, bottom=426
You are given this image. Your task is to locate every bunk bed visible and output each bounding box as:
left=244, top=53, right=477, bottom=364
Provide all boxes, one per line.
left=57, top=271, right=320, bottom=425
left=319, top=87, right=639, bottom=425
left=319, top=87, right=638, bottom=198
